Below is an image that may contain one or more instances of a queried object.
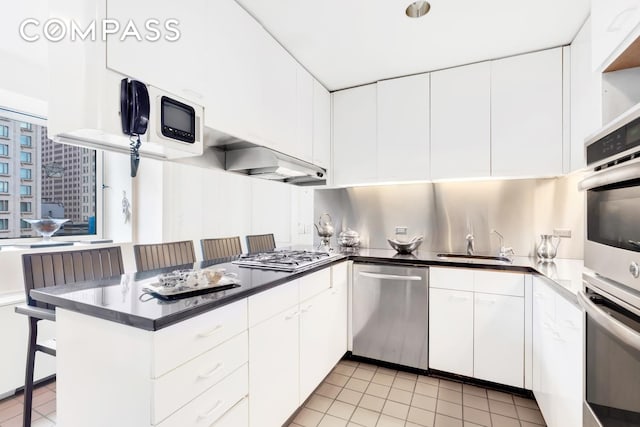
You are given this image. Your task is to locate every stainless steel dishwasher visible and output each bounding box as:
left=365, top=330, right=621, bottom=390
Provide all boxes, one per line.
left=352, top=263, right=428, bottom=369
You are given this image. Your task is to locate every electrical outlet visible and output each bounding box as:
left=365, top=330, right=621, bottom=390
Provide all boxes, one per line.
left=395, top=226, right=408, bottom=235
left=554, top=228, right=572, bottom=238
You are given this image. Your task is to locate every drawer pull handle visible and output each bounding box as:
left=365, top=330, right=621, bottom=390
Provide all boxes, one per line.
left=285, top=310, right=299, bottom=320
left=197, top=324, right=223, bottom=338
left=198, top=363, right=223, bottom=379
left=198, top=399, right=223, bottom=420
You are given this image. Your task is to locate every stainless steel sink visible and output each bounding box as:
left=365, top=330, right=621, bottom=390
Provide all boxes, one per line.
left=436, top=253, right=512, bottom=263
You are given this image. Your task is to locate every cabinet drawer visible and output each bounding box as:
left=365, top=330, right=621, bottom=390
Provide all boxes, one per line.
left=474, top=271, right=524, bottom=296
left=156, top=364, right=248, bottom=427
left=429, top=267, right=474, bottom=291
left=152, top=299, right=248, bottom=377
left=300, top=268, right=331, bottom=302
left=213, top=397, right=248, bottom=427
left=248, top=279, right=298, bottom=327
left=152, top=331, right=248, bottom=424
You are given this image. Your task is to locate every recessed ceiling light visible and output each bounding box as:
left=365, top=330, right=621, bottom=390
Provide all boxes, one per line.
left=405, top=0, right=431, bottom=18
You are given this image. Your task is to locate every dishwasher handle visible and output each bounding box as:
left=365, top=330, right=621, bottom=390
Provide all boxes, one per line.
left=358, top=271, right=423, bottom=281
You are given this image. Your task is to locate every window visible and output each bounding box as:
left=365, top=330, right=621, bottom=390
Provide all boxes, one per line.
left=0, top=200, right=7, bottom=211
left=0, top=113, right=98, bottom=239
left=20, top=135, right=31, bottom=147
left=20, top=219, right=31, bottom=229
left=0, top=125, right=8, bottom=138
left=0, top=219, right=7, bottom=230
left=0, top=163, right=7, bottom=175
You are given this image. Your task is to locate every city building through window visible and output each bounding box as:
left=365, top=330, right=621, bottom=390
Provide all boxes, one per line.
left=0, top=113, right=97, bottom=238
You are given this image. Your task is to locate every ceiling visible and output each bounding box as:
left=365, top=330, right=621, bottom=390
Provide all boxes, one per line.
left=235, top=0, right=590, bottom=91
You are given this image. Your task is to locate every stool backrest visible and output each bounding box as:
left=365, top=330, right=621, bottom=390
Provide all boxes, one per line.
left=133, top=240, right=196, bottom=272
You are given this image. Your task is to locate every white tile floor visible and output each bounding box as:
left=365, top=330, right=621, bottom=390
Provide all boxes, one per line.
left=289, top=360, right=546, bottom=427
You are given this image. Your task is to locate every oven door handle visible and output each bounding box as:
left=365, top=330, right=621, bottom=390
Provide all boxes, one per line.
left=577, top=290, right=640, bottom=351
left=578, top=157, right=640, bottom=191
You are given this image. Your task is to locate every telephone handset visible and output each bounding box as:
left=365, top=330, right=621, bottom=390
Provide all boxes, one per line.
left=120, top=79, right=150, bottom=177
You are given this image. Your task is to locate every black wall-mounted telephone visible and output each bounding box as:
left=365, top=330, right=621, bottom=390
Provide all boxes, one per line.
left=120, top=78, right=150, bottom=136
left=120, top=79, right=150, bottom=178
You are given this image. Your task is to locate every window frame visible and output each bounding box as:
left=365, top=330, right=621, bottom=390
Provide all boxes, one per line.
left=0, top=110, right=104, bottom=244
left=20, top=134, right=32, bottom=147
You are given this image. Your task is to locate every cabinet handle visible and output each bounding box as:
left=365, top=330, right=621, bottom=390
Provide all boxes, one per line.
left=197, top=324, right=223, bottom=338
left=607, top=7, right=638, bottom=32
left=285, top=310, right=299, bottom=320
left=301, top=304, right=313, bottom=313
left=197, top=363, right=223, bottom=379
left=198, top=400, right=223, bottom=420
left=448, top=295, right=469, bottom=302
left=359, top=272, right=422, bottom=281
left=476, top=298, right=496, bottom=305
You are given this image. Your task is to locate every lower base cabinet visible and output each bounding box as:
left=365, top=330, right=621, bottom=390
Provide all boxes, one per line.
left=428, top=267, right=526, bottom=387
left=532, top=277, right=583, bottom=427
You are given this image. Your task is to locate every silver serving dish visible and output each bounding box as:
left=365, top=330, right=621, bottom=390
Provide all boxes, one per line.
left=387, top=236, right=423, bottom=254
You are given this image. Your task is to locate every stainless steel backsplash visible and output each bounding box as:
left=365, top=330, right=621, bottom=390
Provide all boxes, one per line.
left=314, top=173, right=585, bottom=259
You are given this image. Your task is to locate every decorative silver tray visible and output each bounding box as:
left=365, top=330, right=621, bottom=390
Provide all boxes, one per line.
left=142, top=269, right=240, bottom=300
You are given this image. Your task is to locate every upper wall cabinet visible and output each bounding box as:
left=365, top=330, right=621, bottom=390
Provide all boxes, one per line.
left=106, top=0, right=207, bottom=104
left=571, top=18, right=603, bottom=172
left=332, top=84, right=377, bottom=186
left=491, top=48, right=564, bottom=177
left=377, top=74, right=430, bottom=182
left=313, top=80, right=331, bottom=170
left=431, top=62, right=491, bottom=180
left=592, top=0, right=640, bottom=71
left=295, top=67, right=314, bottom=164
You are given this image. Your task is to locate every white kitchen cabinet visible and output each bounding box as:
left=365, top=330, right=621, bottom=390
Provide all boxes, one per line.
left=377, top=74, right=430, bottom=182
left=429, top=267, right=526, bottom=387
left=300, top=289, right=333, bottom=399
left=592, top=0, right=640, bottom=71
left=532, top=277, right=583, bottom=427
left=474, top=293, right=524, bottom=388
left=428, top=288, right=474, bottom=377
left=328, top=262, right=349, bottom=366
left=431, top=62, right=491, bottom=180
left=313, top=80, right=331, bottom=169
left=571, top=18, right=603, bottom=171
left=106, top=0, right=206, bottom=104
left=491, top=48, right=564, bottom=177
left=332, top=84, right=377, bottom=186
left=295, top=66, right=314, bottom=163
left=248, top=303, right=300, bottom=427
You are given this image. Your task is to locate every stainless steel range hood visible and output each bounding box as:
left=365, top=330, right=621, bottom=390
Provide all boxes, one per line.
left=225, top=147, right=326, bottom=186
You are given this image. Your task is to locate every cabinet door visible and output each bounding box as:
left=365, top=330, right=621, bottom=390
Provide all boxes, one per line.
left=313, top=79, right=331, bottom=169
left=332, top=84, right=377, bottom=186
left=295, top=66, right=314, bottom=163
left=300, top=290, right=334, bottom=400
left=532, top=278, right=556, bottom=425
left=571, top=18, right=602, bottom=172
left=328, top=262, right=349, bottom=367
left=474, top=293, right=524, bottom=388
left=106, top=0, right=206, bottom=103
left=249, top=308, right=299, bottom=427
left=592, top=0, right=640, bottom=71
left=431, top=62, right=491, bottom=180
left=491, top=48, right=563, bottom=177
left=428, top=288, right=474, bottom=376
left=377, top=74, right=430, bottom=182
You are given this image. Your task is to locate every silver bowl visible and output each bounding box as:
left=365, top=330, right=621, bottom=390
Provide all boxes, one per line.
left=387, top=236, right=424, bottom=254
left=23, top=218, right=69, bottom=241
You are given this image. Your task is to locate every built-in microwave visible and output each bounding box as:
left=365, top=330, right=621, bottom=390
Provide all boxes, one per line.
left=579, top=103, right=640, bottom=292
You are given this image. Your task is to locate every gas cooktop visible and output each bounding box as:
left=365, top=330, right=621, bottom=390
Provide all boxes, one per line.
left=233, top=250, right=340, bottom=272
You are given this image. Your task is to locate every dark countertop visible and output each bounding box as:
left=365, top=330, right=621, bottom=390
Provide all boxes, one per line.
left=31, top=249, right=584, bottom=331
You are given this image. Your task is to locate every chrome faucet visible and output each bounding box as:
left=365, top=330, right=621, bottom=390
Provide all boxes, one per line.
left=491, top=229, right=515, bottom=258
left=465, top=234, right=475, bottom=255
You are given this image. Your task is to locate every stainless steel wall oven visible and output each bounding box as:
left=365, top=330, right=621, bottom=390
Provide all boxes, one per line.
left=580, top=103, right=640, bottom=427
